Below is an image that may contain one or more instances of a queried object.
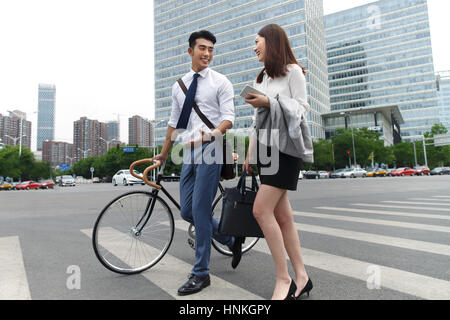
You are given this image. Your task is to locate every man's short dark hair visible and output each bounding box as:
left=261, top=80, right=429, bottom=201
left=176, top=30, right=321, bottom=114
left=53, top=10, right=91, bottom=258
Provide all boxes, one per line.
left=189, top=30, right=216, bottom=48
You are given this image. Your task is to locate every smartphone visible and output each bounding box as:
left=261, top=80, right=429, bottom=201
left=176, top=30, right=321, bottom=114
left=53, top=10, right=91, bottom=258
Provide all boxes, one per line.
left=239, top=85, right=266, bottom=99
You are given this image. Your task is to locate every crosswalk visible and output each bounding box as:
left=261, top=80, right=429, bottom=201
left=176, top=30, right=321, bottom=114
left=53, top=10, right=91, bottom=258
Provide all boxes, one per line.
left=1, top=195, right=450, bottom=300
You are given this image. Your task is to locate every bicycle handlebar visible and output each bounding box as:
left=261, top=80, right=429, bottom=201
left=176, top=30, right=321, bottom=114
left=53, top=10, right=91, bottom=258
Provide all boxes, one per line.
left=129, top=158, right=162, bottom=189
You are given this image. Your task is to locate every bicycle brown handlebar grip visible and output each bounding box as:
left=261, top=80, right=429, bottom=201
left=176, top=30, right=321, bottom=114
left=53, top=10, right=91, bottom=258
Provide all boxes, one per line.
left=129, top=158, right=162, bottom=189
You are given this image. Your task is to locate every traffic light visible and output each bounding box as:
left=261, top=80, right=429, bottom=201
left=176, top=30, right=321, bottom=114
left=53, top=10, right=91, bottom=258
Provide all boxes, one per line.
left=346, top=151, right=350, bottom=155
left=135, top=144, right=139, bottom=151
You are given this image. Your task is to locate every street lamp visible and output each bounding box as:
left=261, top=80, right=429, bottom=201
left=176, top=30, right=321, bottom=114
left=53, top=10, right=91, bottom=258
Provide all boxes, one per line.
left=7, top=110, right=26, bottom=157
left=98, top=137, right=118, bottom=151
left=77, top=148, right=91, bottom=159
left=340, top=112, right=357, bottom=167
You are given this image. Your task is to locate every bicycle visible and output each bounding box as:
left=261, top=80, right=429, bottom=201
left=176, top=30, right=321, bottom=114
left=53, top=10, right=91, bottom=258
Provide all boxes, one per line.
left=92, top=158, right=260, bottom=275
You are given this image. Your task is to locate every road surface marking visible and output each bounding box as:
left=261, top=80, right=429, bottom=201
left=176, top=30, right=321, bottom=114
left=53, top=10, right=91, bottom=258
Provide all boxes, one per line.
left=0, top=236, right=31, bottom=300
left=352, top=203, right=450, bottom=212
left=82, top=228, right=262, bottom=300
left=316, top=206, right=450, bottom=221
left=293, top=210, right=450, bottom=233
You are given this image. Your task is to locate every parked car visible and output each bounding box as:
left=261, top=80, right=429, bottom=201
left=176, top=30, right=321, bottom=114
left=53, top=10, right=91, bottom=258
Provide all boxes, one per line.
left=163, top=173, right=180, bottom=182
left=374, top=168, right=388, bottom=177
left=342, top=168, right=367, bottom=178
left=366, top=169, right=377, bottom=177
left=15, top=181, right=42, bottom=190
left=304, top=171, right=320, bottom=179
left=39, top=180, right=55, bottom=189
left=386, top=168, right=396, bottom=177
left=112, top=170, right=145, bottom=186
left=0, top=182, right=13, bottom=191
left=92, top=177, right=100, bottom=183
left=318, top=171, right=329, bottom=179
left=390, top=167, right=415, bottom=176
left=60, top=175, right=75, bottom=187
left=330, top=169, right=346, bottom=179
left=414, top=166, right=430, bottom=176
left=430, top=167, right=450, bottom=175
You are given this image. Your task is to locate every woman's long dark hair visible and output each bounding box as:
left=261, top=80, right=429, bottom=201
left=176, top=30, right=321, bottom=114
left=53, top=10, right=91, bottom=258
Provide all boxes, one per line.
left=256, top=24, right=306, bottom=83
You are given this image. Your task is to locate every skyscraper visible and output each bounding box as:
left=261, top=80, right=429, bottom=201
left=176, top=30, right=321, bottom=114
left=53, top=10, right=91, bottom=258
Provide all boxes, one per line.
left=325, top=0, right=439, bottom=141
left=153, top=0, right=330, bottom=145
left=37, top=84, right=56, bottom=150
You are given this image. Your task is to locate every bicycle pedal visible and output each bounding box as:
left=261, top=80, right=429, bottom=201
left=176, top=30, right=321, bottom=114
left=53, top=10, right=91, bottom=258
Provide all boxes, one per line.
left=187, top=238, right=195, bottom=250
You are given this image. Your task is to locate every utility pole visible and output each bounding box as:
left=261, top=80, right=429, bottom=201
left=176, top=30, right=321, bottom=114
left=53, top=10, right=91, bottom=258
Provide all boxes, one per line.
left=413, top=141, right=418, bottom=167
left=422, top=136, right=428, bottom=168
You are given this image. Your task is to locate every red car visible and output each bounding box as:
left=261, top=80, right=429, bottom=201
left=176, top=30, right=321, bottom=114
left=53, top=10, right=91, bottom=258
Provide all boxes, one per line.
left=391, top=167, right=415, bottom=176
left=414, top=166, right=430, bottom=176
left=39, top=180, right=55, bottom=189
left=15, top=181, right=42, bottom=190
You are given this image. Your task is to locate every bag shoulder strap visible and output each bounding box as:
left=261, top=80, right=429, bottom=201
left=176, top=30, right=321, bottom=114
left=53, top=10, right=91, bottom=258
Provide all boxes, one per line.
left=177, top=78, right=215, bottom=130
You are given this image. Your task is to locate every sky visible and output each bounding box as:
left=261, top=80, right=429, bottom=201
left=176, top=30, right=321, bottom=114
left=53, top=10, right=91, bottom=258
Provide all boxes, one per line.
left=0, top=0, right=449, bottom=151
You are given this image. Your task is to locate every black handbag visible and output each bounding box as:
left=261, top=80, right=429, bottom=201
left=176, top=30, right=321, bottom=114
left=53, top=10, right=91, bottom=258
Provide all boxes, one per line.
left=218, top=170, right=264, bottom=238
left=177, top=79, right=235, bottom=180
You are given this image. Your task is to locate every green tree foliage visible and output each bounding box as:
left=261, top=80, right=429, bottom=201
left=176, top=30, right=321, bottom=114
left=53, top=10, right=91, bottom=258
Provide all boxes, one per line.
left=0, top=145, right=51, bottom=181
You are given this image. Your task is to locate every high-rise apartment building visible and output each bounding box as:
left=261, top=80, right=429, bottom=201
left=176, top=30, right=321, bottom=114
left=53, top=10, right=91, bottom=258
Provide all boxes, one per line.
left=128, top=115, right=152, bottom=148
left=0, top=110, right=32, bottom=150
left=324, top=0, right=439, bottom=141
left=153, top=0, right=330, bottom=145
left=73, top=117, right=107, bottom=161
left=37, top=84, right=56, bottom=150
left=436, top=71, right=450, bottom=130
left=42, top=141, right=74, bottom=167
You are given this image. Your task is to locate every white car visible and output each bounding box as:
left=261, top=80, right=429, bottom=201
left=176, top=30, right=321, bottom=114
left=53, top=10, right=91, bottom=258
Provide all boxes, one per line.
left=318, top=171, right=329, bottom=179
left=112, top=170, right=145, bottom=186
left=60, top=175, right=75, bottom=186
left=342, top=168, right=367, bottom=178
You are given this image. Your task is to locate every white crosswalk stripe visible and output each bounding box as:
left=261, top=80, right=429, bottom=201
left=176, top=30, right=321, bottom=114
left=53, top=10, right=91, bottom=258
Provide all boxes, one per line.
left=409, top=198, right=450, bottom=202
left=352, top=203, right=450, bottom=212
left=316, top=206, right=450, bottom=221
left=382, top=200, right=450, bottom=206
left=81, top=228, right=263, bottom=300
left=292, top=210, right=450, bottom=233
left=0, top=236, right=31, bottom=300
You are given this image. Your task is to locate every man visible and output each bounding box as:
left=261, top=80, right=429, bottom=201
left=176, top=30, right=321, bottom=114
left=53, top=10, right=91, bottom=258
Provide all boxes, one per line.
left=153, top=30, right=243, bottom=296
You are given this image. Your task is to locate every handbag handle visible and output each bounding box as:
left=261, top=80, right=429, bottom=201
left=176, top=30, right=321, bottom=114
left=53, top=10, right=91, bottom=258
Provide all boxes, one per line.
left=237, top=169, right=259, bottom=195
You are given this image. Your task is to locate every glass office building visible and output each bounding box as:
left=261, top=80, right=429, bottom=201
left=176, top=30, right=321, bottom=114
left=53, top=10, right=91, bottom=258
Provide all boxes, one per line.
left=436, top=71, right=450, bottom=130
left=325, top=0, right=439, bottom=141
left=37, top=84, right=56, bottom=150
left=153, top=0, right=330, bottom=146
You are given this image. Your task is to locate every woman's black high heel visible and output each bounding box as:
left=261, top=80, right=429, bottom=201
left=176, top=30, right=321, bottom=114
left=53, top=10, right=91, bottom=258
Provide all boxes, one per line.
left=283, top=278, right=297, bottom=300
left=294, top=278, right=313, bottom=299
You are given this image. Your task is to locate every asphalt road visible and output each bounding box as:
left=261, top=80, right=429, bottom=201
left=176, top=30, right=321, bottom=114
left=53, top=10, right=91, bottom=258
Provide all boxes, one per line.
left=1, top=175, right=449, bottom=300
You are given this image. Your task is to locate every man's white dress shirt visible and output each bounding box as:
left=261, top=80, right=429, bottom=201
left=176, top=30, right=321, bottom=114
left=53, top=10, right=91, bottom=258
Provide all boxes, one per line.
left=168, top=67, right=235, bottom=144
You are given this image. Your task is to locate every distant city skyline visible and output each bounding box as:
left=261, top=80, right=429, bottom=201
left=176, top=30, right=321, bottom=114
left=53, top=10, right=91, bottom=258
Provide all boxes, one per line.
left=0, top=0, right=449, bottom=151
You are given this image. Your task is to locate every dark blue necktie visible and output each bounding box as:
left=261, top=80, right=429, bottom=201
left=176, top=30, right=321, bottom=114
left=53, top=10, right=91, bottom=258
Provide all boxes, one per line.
left=176, top=73, right=200, bottom=129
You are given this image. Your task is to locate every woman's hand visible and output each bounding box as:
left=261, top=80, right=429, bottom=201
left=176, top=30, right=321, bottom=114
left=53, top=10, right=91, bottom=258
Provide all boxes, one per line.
left=242, top=155, right=253, bottom=174
left=244, top=93, right=270, bottom=109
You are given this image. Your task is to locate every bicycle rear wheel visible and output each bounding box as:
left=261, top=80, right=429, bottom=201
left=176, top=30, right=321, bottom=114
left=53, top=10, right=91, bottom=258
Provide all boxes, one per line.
left=210, top=193, right=260, bottom=256
left=92, top=191, right=174, bottom=274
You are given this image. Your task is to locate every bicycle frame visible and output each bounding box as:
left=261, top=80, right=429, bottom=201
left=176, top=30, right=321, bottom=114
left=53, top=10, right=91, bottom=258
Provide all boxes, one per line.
left=131, top=167, right=225, bottom=235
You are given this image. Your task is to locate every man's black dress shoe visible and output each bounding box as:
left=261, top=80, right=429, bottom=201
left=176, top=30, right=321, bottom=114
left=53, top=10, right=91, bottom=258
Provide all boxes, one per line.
left=230, top=237, right=243, bottom=269
left=177, top=274, right=210, bottom=296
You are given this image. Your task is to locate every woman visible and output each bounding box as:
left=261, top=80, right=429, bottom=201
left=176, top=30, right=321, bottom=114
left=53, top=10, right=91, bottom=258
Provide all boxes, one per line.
left=243, top=24, right=313, bottom=300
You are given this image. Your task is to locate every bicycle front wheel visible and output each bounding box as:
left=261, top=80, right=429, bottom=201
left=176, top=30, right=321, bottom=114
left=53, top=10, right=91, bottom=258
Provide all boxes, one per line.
left=92, top=191, right=174, bottom=274
left=211, top=193, right=260, bottom=256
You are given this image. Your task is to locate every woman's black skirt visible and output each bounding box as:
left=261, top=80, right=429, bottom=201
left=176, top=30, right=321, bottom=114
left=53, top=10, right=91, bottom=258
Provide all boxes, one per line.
left=257, top=142, right=302, bottom=191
